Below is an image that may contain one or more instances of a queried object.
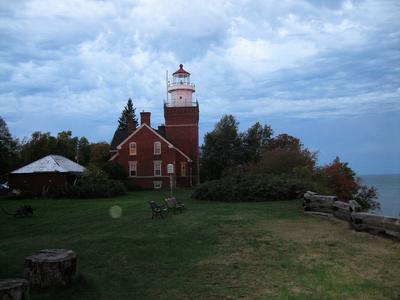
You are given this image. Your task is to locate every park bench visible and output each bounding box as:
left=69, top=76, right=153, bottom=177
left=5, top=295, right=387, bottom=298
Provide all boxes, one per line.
left=149, top=201, right=168, bottom=219
left=164, top=197, right=185, bottom=214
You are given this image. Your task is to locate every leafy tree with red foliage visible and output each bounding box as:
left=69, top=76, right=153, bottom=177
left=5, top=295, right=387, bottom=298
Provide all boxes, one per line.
left=321, top=156, right=358, bottom=200
left=321, top=156, right=379, bottom=210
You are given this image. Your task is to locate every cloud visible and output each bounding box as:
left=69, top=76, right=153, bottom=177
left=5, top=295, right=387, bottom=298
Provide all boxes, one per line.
left=0, top=0, right=399, bottom=141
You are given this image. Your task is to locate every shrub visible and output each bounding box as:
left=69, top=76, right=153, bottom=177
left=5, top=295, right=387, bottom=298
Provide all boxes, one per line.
left=102, top=161, right=127, bottom=180
left=354, top=185, right=380, bottom=211
left=50, top=166, right=127, bottom=198
left=192, top=174, right=319, bottom=202
left=7, top=190, right=38, bottom=200
left=122, top=180, right=142, bottom=191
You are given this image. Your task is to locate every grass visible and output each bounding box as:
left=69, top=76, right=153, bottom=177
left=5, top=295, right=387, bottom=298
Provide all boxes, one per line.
left=1, top=189, right=399, bottom=299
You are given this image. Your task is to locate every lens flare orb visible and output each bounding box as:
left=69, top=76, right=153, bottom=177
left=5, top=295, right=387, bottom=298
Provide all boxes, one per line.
left=109, top=205, right=122, bottom=218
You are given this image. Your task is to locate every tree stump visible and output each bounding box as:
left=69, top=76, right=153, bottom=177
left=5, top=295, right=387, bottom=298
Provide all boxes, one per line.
left=24, top=249, right=77, bottom=288
left=0, top=279, right=30, bottom=300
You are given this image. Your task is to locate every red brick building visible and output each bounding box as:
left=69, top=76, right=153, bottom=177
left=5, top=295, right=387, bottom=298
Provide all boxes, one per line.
left=110, top=64, right=199, bottom=189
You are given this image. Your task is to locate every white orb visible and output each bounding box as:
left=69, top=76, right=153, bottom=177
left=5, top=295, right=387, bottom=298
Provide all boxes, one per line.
left=109, top=205, right=122, bottom=218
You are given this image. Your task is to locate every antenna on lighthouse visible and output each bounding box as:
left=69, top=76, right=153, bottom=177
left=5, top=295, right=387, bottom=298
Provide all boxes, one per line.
left=165, top=70, right=168, bottom=104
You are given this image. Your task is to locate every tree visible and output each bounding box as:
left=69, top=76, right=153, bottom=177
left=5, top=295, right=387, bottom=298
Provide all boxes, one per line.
left=200, top=115, right=242, bottom=181
left=56, top=131, right=78, bottom=161
left=89, top=142, right=110, bottom=168
left=321, top=156, right=358, bottom=200
left=20, top=131, right=57, bottom=164
left=247, top=134, right=317, bottom=176
left=77, top=137, right=91, bottom=166
left=118, top=98, right=138, bottom=130
left=20, top=131, right=81, bottom=165
left=267, top=134, right=302, bottom=152
left=320, top=157, right=380, bottom=209
left=242, top=122, right=273, bottom=162
left=0, top=116, right=19, bottom=180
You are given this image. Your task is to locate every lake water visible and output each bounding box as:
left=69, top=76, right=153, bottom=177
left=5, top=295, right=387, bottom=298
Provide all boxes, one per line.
left=360, top=174, right=400, bottom=217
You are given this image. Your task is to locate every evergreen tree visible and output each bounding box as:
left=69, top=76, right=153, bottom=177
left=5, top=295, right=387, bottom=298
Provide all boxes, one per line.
left=77, top=137, right=91, bottom=166
left=118, top=98, right=138, bottom=130
left=0, top=116, right=19, bottom=180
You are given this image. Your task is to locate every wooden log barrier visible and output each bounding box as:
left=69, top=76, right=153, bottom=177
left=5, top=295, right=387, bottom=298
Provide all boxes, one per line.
left=24, top=249, right=77, bottom=288
left=351, top=212, right=400, bottom=238
left=349, top=200, right=362, bottom=213
left=332, top=200, right=362, bottom=221
left=303, top=192, right=337, bottom=213
left=0, top=279, right=30, bottom=300
left=332, top=201, right=351, bottom=221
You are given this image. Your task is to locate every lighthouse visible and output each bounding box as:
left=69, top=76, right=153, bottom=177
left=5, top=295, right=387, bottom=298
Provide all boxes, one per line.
left=109, top=64, right=200, bottom=189
left=164, top=64, right=200, bottom=185
left=166, top=64, right=196, bottom=107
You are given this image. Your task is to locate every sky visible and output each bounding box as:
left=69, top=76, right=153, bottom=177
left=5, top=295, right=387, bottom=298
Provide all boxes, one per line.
left=0, top=0, right=399, bottom=175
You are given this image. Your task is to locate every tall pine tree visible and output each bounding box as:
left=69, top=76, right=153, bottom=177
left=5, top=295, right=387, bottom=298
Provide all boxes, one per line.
left=118, top=98, right=138, bottom=130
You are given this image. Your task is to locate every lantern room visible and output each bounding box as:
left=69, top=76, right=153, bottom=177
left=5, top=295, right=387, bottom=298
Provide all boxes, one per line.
left=172, top=64, right=191, bottom=84
left=166, top=64, right=196, bottom=107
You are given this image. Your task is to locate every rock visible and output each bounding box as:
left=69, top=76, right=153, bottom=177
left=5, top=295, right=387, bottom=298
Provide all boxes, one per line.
left=0, top=279, right=30, bottom=300
left=24, top=249, right=77, bottom=288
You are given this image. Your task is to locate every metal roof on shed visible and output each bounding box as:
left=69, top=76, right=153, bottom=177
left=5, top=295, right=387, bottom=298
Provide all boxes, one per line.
left=11, top=155, right=85, bottom=174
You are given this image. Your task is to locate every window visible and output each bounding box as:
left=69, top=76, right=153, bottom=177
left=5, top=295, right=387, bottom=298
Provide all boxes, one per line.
left=154, top=141, right=161, bottom=155
left=153, top=181, right=162, bottom=189
left=181, top=162, right=187, bottom=177
left=129, top=161, right=137, bottom=177
left=154, top=161, right=162, bottom=176
left=129, top=142, right=137, bottom=156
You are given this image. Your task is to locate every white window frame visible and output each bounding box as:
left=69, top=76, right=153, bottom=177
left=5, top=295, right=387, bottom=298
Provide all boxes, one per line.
left=154, top=141, right=161, bottom=155
left=153, top=181, right=162, bottom=189
left=129, top=142, right=137, bottom=156
left=129, top=161, right=137, bottom=177
left=181, top=162, right=187, bottom=177
left=154, top=161, right=162, bottom=177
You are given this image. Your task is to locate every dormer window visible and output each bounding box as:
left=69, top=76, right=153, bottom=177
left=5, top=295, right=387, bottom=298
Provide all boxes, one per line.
left=154, top=141, right=161, bottom=155
left=129, top=142, right=137, bottom=156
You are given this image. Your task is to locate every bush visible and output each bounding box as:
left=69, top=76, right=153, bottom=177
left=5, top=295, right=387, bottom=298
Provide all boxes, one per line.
left=192, top=174, right=319, bottom=202
left=122, top=180, right=142, bottom=191
left=354, top=184, right=380, bottom=211
left=102, top=161, right=127, bottom=180
left=7, top=190, right=38, bottom=200
left=50, top=166, right=127, bottom=198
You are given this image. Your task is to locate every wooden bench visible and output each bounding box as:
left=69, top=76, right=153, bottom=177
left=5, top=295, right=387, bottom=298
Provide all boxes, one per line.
left=164, top=197, right=185, bottom=214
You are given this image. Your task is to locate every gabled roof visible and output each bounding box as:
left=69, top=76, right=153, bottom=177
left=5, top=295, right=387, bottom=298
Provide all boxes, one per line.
left=11, top=155, right=85, bottom=174
left=110, top=128, right=130, bottom=151
left=115, top=123, right=192, bottom=162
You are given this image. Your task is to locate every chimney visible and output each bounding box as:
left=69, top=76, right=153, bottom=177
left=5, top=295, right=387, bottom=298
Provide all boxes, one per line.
left=140, top=111, right=151, bottom=127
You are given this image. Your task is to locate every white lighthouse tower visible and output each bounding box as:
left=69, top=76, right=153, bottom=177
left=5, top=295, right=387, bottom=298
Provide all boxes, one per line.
left=166, top=64, right=196, bottom=107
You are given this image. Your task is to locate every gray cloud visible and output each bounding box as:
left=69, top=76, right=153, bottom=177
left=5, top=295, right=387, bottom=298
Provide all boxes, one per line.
left=0, top=0, right=399, bottom=173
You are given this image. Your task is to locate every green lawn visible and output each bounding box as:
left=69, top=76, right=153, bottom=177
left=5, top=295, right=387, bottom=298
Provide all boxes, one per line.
left=1, top=189, right=399, bottom=299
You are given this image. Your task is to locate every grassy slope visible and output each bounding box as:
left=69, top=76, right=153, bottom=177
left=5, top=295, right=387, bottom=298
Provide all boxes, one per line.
left=0, top=189, right=399, bottom=300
